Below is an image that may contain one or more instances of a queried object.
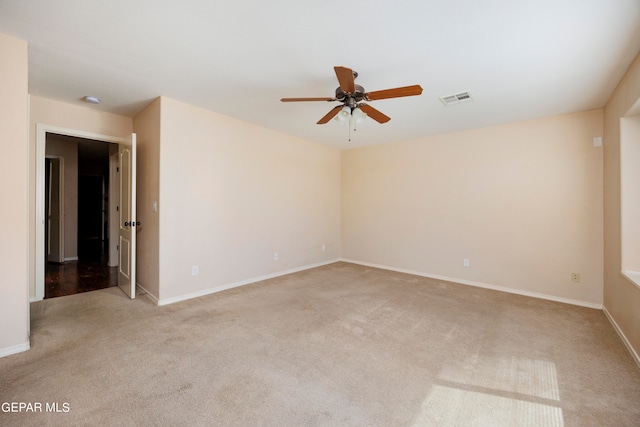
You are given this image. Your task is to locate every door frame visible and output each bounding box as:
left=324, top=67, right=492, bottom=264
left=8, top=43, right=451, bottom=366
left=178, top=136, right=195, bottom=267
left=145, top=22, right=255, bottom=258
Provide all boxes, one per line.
left=45, top=155, right=65, bottom=263
left=108, top=151, right=120, bottom=267
left=35, top=124, right=131, bottom=301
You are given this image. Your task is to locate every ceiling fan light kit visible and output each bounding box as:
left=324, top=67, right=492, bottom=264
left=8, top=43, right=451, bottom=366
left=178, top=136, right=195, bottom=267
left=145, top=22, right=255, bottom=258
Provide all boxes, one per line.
left=350, top=106, right=367, bottom=123
left=335, top=105, right=352, bottom=122
left=333, top=105, right=369, bottom=141
left=281, top=66, right=423, bottom=140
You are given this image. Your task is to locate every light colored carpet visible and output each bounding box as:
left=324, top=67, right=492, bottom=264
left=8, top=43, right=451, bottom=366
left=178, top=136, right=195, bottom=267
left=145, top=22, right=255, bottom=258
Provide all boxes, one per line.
left=1, top=262, right=639, bottom=426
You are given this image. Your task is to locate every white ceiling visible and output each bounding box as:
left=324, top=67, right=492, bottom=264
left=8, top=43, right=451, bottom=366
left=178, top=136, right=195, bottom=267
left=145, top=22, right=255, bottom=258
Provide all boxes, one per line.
left=1, top=0, right=639, bottom=149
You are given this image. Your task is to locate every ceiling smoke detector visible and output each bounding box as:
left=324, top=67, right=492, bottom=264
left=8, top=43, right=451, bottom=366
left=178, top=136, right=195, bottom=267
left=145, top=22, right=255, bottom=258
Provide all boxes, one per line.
left=440, top=91, right=473, bottom=106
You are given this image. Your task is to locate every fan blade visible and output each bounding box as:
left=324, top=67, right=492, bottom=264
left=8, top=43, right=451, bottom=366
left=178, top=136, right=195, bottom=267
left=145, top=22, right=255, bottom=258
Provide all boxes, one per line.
left=359, top=104, right=391, bottom=123
left=334, top=66, right=356, bottom=93
left=317, top=106, right=343, bottom=124
left=365, top=85, right=423, bottom=101
left=281, top=97, right=334, bottom=102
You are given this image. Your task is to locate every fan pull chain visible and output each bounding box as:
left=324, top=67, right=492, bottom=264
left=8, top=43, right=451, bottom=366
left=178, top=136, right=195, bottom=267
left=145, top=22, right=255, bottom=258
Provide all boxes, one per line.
left=348, top=117, right=358, bottom=142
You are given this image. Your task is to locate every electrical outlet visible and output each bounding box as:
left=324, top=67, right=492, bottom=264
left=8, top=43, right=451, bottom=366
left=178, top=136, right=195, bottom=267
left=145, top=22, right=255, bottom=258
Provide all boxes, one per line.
left=192, top=265, right=199, bottom=276
left=322, top=244, right=326, bottom=251
left=463, top=258, right=470, bottom=267
left=274, top=252, right=279, bottom=261
left=571, top=273, right=580, bottom=283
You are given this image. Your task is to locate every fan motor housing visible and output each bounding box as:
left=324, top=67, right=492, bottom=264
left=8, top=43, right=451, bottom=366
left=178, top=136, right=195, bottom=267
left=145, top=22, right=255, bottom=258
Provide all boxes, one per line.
left=335, top=84, right=366, bottom=103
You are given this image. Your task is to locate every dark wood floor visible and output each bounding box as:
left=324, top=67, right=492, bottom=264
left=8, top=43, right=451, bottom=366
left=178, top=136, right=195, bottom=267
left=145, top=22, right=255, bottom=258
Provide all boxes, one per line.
left=45, top=239, right=118, bottom=299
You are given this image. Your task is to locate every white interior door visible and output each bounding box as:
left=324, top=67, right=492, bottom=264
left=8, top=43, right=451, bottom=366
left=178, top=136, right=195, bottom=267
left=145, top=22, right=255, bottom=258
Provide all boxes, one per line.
left=47, top=158, right=64, bottom=263
left=118, top=133, right=136, bottom=299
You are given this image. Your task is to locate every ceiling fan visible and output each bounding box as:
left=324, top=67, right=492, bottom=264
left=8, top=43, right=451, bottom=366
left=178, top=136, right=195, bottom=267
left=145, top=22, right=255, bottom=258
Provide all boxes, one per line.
left=281, top=66, right=423, bottom=125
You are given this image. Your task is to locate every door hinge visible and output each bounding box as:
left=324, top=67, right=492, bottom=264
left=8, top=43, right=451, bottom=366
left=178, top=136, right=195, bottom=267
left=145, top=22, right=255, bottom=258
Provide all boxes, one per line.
left=117, top=245, right=119, bottom=251
left=116, top=166, right=119, bottom=172
left=116, top=205, right=119, bottom=211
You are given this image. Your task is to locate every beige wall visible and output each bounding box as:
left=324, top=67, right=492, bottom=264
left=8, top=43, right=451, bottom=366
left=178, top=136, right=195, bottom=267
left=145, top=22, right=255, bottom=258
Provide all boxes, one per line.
left=46, top=135, right=79, bottom=260
left=157, top=97, right=341, bottom=303
left=604, top=51, right=640, bottom=361
left=133, top=98, right=161, bottom=298
left=0, top=34, right=29, bottom=355
left=29, top=96, right=133, bottom=298
left=342, top=110, right=604, bottom=307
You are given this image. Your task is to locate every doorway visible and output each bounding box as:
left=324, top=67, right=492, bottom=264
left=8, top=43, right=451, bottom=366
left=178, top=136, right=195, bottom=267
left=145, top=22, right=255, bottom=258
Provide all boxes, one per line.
left=35, top=124, right=136, bottom=302
left=44, top=134, right=118, bottom=298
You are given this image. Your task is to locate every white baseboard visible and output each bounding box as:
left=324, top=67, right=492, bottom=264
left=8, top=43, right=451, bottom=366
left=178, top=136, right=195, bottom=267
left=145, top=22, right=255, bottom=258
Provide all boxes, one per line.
left=0, top=342, right=30, bottom=358
left=603, top=307, right=640, bottom=368
left=341, top=258, right=603, bottom=310
left=136, top=283, right=159, bottom=304
left=157, top=258, right=341, bottom=306
left=64, top=256, right=78, bottom=262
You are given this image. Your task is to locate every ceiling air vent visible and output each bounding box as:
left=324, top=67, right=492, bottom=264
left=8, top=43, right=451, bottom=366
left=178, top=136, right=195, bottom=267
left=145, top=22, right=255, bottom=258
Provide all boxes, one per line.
left=440, top=91, right=473, bottom=106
